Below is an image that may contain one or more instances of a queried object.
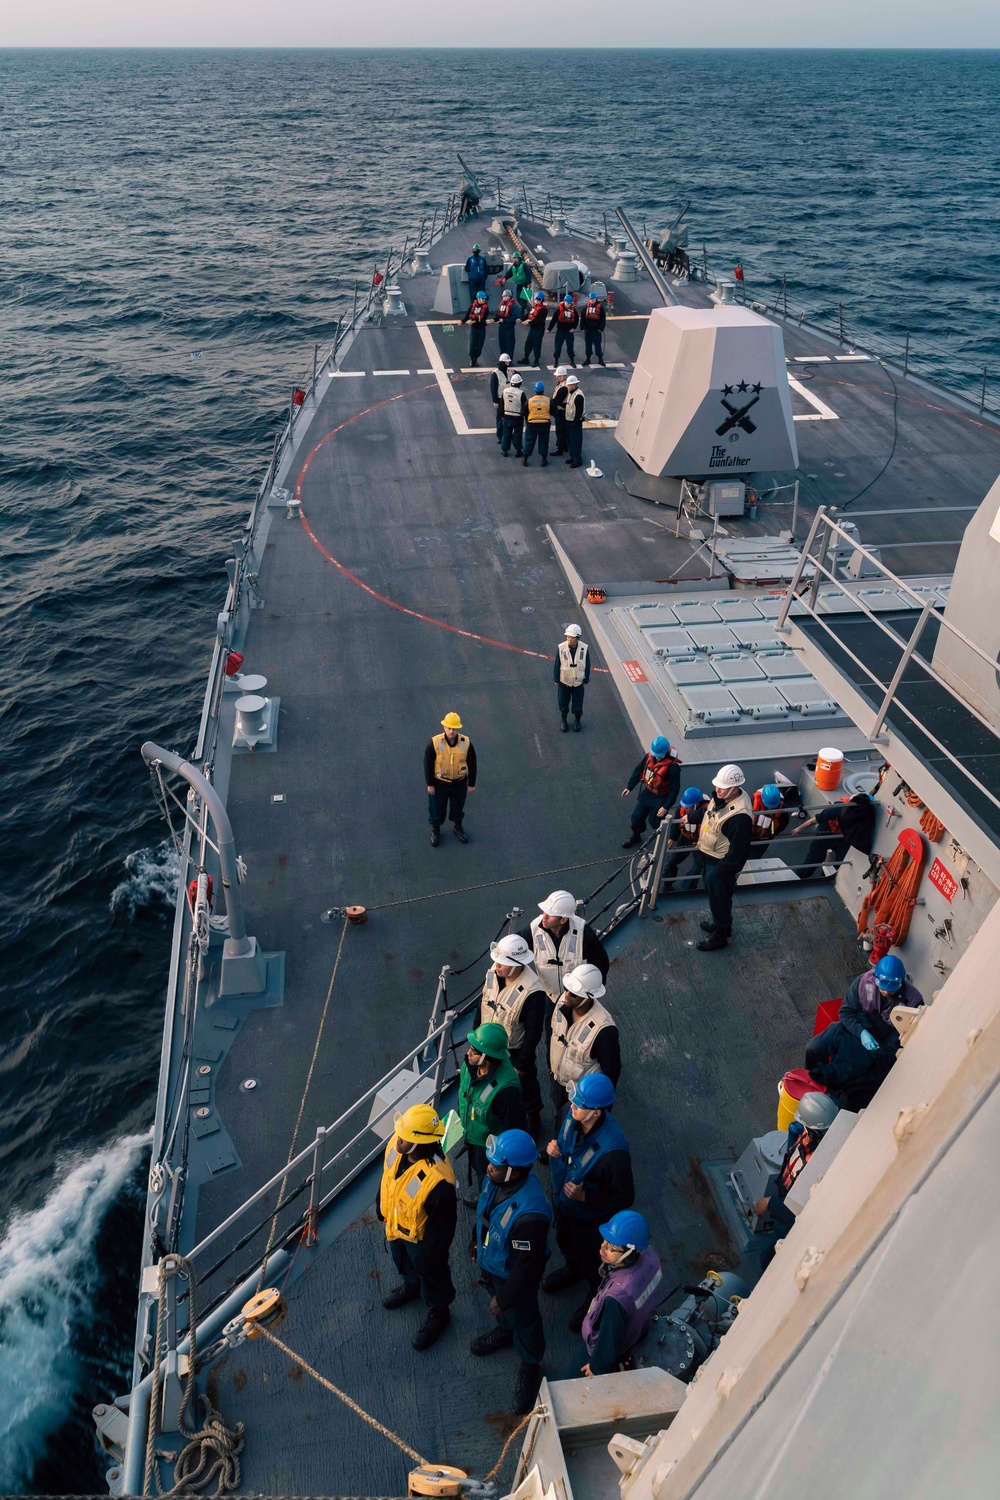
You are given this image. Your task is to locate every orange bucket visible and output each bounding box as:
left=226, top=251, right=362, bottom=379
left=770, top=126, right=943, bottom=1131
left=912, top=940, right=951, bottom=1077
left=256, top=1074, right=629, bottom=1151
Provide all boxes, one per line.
left=815, top=747, right=844, bottom=791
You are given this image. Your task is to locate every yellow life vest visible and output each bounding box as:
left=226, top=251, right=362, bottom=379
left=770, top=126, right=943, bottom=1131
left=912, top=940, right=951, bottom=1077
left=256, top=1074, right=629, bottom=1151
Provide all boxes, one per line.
left=433, top=732, right=469, bottom=782
left=698, top=790, right=753, bottom=860
left=527, top=394, right=551, bottom=423
left=379, top=1143, right=456, bottom=1243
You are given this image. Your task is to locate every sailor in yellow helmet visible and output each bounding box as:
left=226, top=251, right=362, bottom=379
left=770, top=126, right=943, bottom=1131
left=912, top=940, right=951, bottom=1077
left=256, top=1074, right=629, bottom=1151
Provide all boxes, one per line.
left=376, top=1103, right=457, bottom=1351
left=424, top=711, right=477, bottom=847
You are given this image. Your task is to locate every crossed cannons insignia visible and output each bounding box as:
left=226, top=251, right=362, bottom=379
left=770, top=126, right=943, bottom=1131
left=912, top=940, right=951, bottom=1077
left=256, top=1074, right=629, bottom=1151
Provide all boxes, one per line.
left=716, top=380, right=763, bottom=437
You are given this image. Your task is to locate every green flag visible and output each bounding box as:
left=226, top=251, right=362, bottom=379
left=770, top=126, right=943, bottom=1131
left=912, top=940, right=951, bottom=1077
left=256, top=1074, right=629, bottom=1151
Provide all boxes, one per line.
left=441, top=1109, right=464, bottom=1155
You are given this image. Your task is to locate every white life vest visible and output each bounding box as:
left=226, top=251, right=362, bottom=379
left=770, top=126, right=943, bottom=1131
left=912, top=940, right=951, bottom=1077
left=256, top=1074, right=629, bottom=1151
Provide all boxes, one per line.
left=480, top=965, right=540, bottom=1052
left=502, top=385, right=524, bottom=417
left=698, top=790, right=753, bottom=860
left=558, top=640, right=588, bottom=687
left=565, top=389, right=585, bottom=424
left=530, top=913, right=585, bottom=1001
left=549, top=998, right=615, bottom=1087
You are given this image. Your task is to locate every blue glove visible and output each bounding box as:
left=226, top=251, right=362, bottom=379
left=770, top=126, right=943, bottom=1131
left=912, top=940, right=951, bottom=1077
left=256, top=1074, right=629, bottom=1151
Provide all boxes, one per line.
left=860, top=1029, right=879, bottom=1052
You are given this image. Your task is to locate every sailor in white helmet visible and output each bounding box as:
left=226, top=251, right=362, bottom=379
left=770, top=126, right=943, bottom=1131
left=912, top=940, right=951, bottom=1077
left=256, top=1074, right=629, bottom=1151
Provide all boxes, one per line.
left=489, top=352, right=513, bottom=444
left=695, top=764, right=754, bottom=951
left=548, top=963, right=620, bottom=1118
left=554, top=623, right=591, bottom=733
left=476, top=934, right=547, bottom=1138
left=521, top=890, right=610, bottom=1006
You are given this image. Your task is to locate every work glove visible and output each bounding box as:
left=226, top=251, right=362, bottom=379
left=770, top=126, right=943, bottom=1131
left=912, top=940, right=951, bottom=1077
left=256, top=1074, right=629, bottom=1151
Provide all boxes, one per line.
left=860, top=1029, right=879, bottom=1052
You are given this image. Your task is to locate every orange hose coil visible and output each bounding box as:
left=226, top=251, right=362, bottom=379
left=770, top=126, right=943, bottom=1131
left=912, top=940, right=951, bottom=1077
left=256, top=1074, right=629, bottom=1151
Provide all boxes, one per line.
left=919, top=807, right=946, bottom=842
left=858, top=828, right=926, bottom=947
left=906, top=791, right=925, bottom=808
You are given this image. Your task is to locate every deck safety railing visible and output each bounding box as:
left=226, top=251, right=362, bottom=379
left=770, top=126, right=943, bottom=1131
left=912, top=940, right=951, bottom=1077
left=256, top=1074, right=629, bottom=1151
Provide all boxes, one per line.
left=776, top=506, right=1000, bottom=820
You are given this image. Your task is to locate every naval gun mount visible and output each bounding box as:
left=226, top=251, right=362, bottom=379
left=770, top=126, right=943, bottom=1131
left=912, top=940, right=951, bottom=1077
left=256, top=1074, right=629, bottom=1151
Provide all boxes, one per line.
left=615, top=303, right=799, bottom=515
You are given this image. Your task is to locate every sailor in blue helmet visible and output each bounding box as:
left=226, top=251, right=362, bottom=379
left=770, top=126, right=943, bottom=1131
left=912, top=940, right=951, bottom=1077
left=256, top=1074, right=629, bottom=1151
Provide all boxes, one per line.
left=520, top=289, right=549, bottom=367
left=523, top=379, right=552, bottom=468
left=471, top=1129, right=552, bottom=1414
left=749, top=782, right=791, bottom=860
left=543, top=1073, right=635, bottom=1332
left=581, top=290, right=607, bottom=367
left=461, top=290, right=491, bottom=367
left=661, top=786, right=709, bottom=894
left=549, top=290, right=579, bottom=367
left=562, top=1210, right=663, bottom=1378
left=464, top=241, right=488, bottom=301
left=621, top=737, right=682, bottom=848
left=804, top=955, right=924, bottom=1110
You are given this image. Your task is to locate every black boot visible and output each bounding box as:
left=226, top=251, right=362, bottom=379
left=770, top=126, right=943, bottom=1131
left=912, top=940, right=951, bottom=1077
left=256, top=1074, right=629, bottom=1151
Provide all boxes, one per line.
left=412, top=1306, right=450, bottom=1352
left=542, top=1263, right=582, bottom=1294
left=560, top=717, right=569, bottom=733
left=470, top=1326, right=515, bottom=1357
left=522, top=456, right=528, bottom=466
left=454, top=825, right=469, bottom=844
left=513, top=1362, right=543, bottom=1415
left=699, top=919, right=716, bottom=933
left=382, top=1282, right=421, bottom=1310
left=697, top=930, right=730, bottom=951
left=621, top=832, right=641, bottom=849
left=541, top=457, right=548, bottom=466
left=573, top=717, right=581, bottom=732
left=430, top=826, right=440, bottom=847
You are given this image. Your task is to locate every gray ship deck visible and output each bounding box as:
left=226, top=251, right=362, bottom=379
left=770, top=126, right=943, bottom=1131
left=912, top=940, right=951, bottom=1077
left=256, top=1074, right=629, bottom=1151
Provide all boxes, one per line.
left=209, top=894, right=860, bottom=1494
left=137, top=207, right=1000, bottom=1494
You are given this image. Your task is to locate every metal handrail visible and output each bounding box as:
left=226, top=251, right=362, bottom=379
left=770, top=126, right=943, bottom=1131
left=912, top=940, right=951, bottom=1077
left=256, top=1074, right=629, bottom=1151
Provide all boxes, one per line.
left=185, top=1010, right=458, bottom=1267
left=776, top=509, right=1000, bottom=817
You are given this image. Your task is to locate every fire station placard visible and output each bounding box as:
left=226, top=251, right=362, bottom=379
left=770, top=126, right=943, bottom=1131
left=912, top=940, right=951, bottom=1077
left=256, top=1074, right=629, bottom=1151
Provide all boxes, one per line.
left=928, top=858, right=959, bottom=903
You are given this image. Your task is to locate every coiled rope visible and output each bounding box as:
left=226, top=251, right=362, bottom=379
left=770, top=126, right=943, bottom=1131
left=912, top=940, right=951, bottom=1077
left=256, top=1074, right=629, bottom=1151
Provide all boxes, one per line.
left=144, top=1255, right=245, bottom=1496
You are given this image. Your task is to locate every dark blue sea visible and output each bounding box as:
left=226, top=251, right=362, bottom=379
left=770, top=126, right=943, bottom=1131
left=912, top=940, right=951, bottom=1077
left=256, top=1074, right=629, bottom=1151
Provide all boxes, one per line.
left=1, top=46, right=998, bottom=1492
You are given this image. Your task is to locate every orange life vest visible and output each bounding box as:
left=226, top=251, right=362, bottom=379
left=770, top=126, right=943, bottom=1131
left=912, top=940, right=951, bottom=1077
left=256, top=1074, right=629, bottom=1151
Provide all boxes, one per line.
left=642, top=752, right=680, bottom=796
left=557, top=301, right=576, bottom=324
left=584, top=301, right=603, bottom=321
left=526, top=302, right=547, bottom=325
left=752, top=790, right=784, bottom=839
left=469, top=301, right=489, bottom=324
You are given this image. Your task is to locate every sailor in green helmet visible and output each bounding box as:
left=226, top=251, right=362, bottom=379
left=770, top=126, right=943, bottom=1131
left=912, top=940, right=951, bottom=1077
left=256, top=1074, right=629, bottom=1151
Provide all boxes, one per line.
left=503, top=252, right=534, bottom=310
left=458, top=1022, right=527, bottom=1199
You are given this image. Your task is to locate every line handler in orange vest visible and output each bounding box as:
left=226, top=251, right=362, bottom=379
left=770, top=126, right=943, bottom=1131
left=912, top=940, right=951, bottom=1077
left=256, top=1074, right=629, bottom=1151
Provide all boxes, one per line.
left=425, top=712, right=477, bottom=847
left=621, top=738, right=681, bottom=848
left=377, top=1104, right=458, bottom=1351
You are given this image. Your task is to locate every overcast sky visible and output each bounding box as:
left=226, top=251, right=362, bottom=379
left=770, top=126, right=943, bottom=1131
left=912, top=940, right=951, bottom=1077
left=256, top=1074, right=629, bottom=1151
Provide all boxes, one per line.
left=2, top=0, right=999, bottom=49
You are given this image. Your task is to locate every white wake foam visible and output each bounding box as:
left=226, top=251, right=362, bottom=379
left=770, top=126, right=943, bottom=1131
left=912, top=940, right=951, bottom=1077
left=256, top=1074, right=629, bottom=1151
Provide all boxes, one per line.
left=110, top=838, right=182, bottom=919
left=0, top=1133, right=150, bottom=1489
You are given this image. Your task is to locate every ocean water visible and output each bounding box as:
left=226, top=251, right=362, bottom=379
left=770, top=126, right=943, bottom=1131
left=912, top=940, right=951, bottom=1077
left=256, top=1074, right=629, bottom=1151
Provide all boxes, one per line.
left=1, top=46, right=998, bottom=1491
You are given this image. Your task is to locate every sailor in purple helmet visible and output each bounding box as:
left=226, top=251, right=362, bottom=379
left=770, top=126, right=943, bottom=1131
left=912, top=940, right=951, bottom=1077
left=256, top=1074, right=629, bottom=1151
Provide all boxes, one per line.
left=563, top=1210, right=662, bottom=1378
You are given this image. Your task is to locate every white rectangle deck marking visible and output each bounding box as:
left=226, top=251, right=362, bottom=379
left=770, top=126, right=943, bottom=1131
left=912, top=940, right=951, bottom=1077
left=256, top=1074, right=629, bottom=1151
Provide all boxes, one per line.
left=372, top=369, right=411, bottom=376
left=418, top=367, right=453, bottom=375
left=835, top=354, right=873, bottom=362
left=460, top=367, right=492, bottom=374
left=329, top=370, right=366, bottom=378
left=416, top=321, right=475, bottom=435
left=788, top=375, right=839, bottom=421
left=792, top=355, right=831, bottom=363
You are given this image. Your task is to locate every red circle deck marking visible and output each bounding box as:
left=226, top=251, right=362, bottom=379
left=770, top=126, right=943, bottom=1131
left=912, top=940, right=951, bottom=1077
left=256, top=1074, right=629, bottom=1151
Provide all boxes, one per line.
left=294, top=381, right=608, bottom=669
